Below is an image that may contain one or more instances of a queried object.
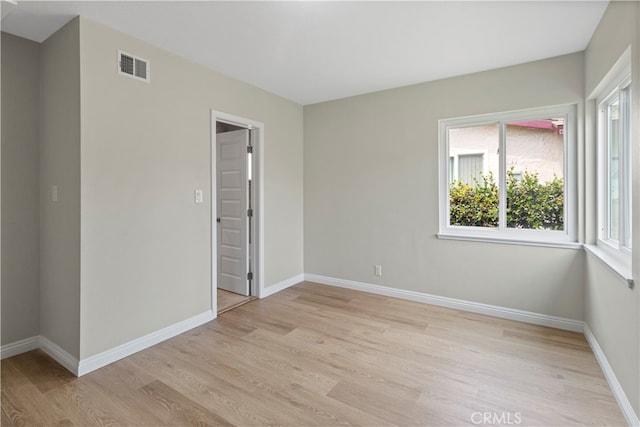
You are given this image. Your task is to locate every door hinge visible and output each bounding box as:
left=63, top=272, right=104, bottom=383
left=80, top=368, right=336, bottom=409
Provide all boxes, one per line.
left=247, top=145, right=253, bottom=154
left=247, top=209, right=253, bottom=217
left=247, top=272, right=253, bottom=281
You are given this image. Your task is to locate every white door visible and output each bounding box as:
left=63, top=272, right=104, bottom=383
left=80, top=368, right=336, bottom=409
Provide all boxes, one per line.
left=217, top=129, right=250, bottom=296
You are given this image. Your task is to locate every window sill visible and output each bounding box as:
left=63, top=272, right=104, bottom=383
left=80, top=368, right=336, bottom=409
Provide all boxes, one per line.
left=436, top=232, right=582, bottom=250
left=583, top=244, right=634, bottom=289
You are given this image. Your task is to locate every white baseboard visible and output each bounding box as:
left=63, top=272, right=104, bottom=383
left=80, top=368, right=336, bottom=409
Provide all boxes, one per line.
left=39, top=335, right=79, bottom=376
left=0, top=336, right=39, bottom=359
left=304, top=274, right=584, bottom=333
left=4, top=275, right=637, bottom=426
left=1, top=311, right=215, bottom=376
left=1, top=335, right=79, bottom=375
left=260, top=273, right=305, bottom=298
left=306, top=274, right=640, bottom=424
left=584, top=325, right=640, bottom=426
left=77, top=310, right=215, bottom=376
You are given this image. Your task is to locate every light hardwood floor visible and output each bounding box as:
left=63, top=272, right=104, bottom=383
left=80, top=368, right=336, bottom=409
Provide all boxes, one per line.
left=1, top=282, right=626, bottom=426
left=217, top=288, right=256, bottom=315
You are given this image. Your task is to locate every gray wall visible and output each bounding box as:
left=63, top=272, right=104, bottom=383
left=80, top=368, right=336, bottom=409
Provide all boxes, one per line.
left=78, top=18, right=304, bottom=358
left=304, top=53, right=585, bottom=320
left=1, top=33, right=41, bottom=345
left=584, top=1, right=640, bottom=417
left=39, top=18, right=82, bottom=358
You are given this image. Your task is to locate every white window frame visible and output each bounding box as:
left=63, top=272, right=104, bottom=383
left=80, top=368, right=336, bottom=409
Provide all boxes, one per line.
left=596, top=71, right=632, bottom=268
left=438, top=105, right=578, bottom=248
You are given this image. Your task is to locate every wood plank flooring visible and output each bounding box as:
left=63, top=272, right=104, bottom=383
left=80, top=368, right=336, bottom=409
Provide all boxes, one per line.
left=1, top=282, right=627, bottom=426
left=217, top=289, right=255, bottom=315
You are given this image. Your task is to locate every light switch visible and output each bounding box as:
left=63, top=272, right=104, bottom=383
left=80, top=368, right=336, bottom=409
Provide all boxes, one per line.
left=52, top=185, right=58, bottom=202
left=194, top=189, right=204, bottom=204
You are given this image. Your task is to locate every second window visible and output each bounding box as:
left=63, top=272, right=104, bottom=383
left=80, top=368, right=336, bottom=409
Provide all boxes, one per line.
left=439, top=105, right=576, bottom=244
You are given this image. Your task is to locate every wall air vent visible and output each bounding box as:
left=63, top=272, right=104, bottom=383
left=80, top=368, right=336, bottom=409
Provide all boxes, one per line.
left=118, top=50, right=150, bottom=82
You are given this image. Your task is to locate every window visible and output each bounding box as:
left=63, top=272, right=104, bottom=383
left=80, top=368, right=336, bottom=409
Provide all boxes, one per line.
left=458, top=153, right=484, bottom=185
left=597, top=74, right=631, bottom=263
left=449, top=152, right=485, bottom=185
left=438, top=105, right=577, bottom=246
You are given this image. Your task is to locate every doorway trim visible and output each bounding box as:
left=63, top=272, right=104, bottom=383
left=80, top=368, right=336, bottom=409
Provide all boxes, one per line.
left=211, top=110, right=265, bottom=316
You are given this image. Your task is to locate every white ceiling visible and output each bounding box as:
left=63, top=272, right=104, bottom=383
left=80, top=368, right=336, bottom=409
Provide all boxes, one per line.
left=1, top=1, right=609, bottom=105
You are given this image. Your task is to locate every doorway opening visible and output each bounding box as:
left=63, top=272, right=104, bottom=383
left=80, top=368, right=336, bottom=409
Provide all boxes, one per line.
left=212, top=111, right=263, bottom=316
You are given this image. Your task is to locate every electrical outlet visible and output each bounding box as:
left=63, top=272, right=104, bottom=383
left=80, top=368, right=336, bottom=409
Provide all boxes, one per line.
left=52, top=185, right=58, bottom=202
left=374, top=265, right=382, bottom=276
